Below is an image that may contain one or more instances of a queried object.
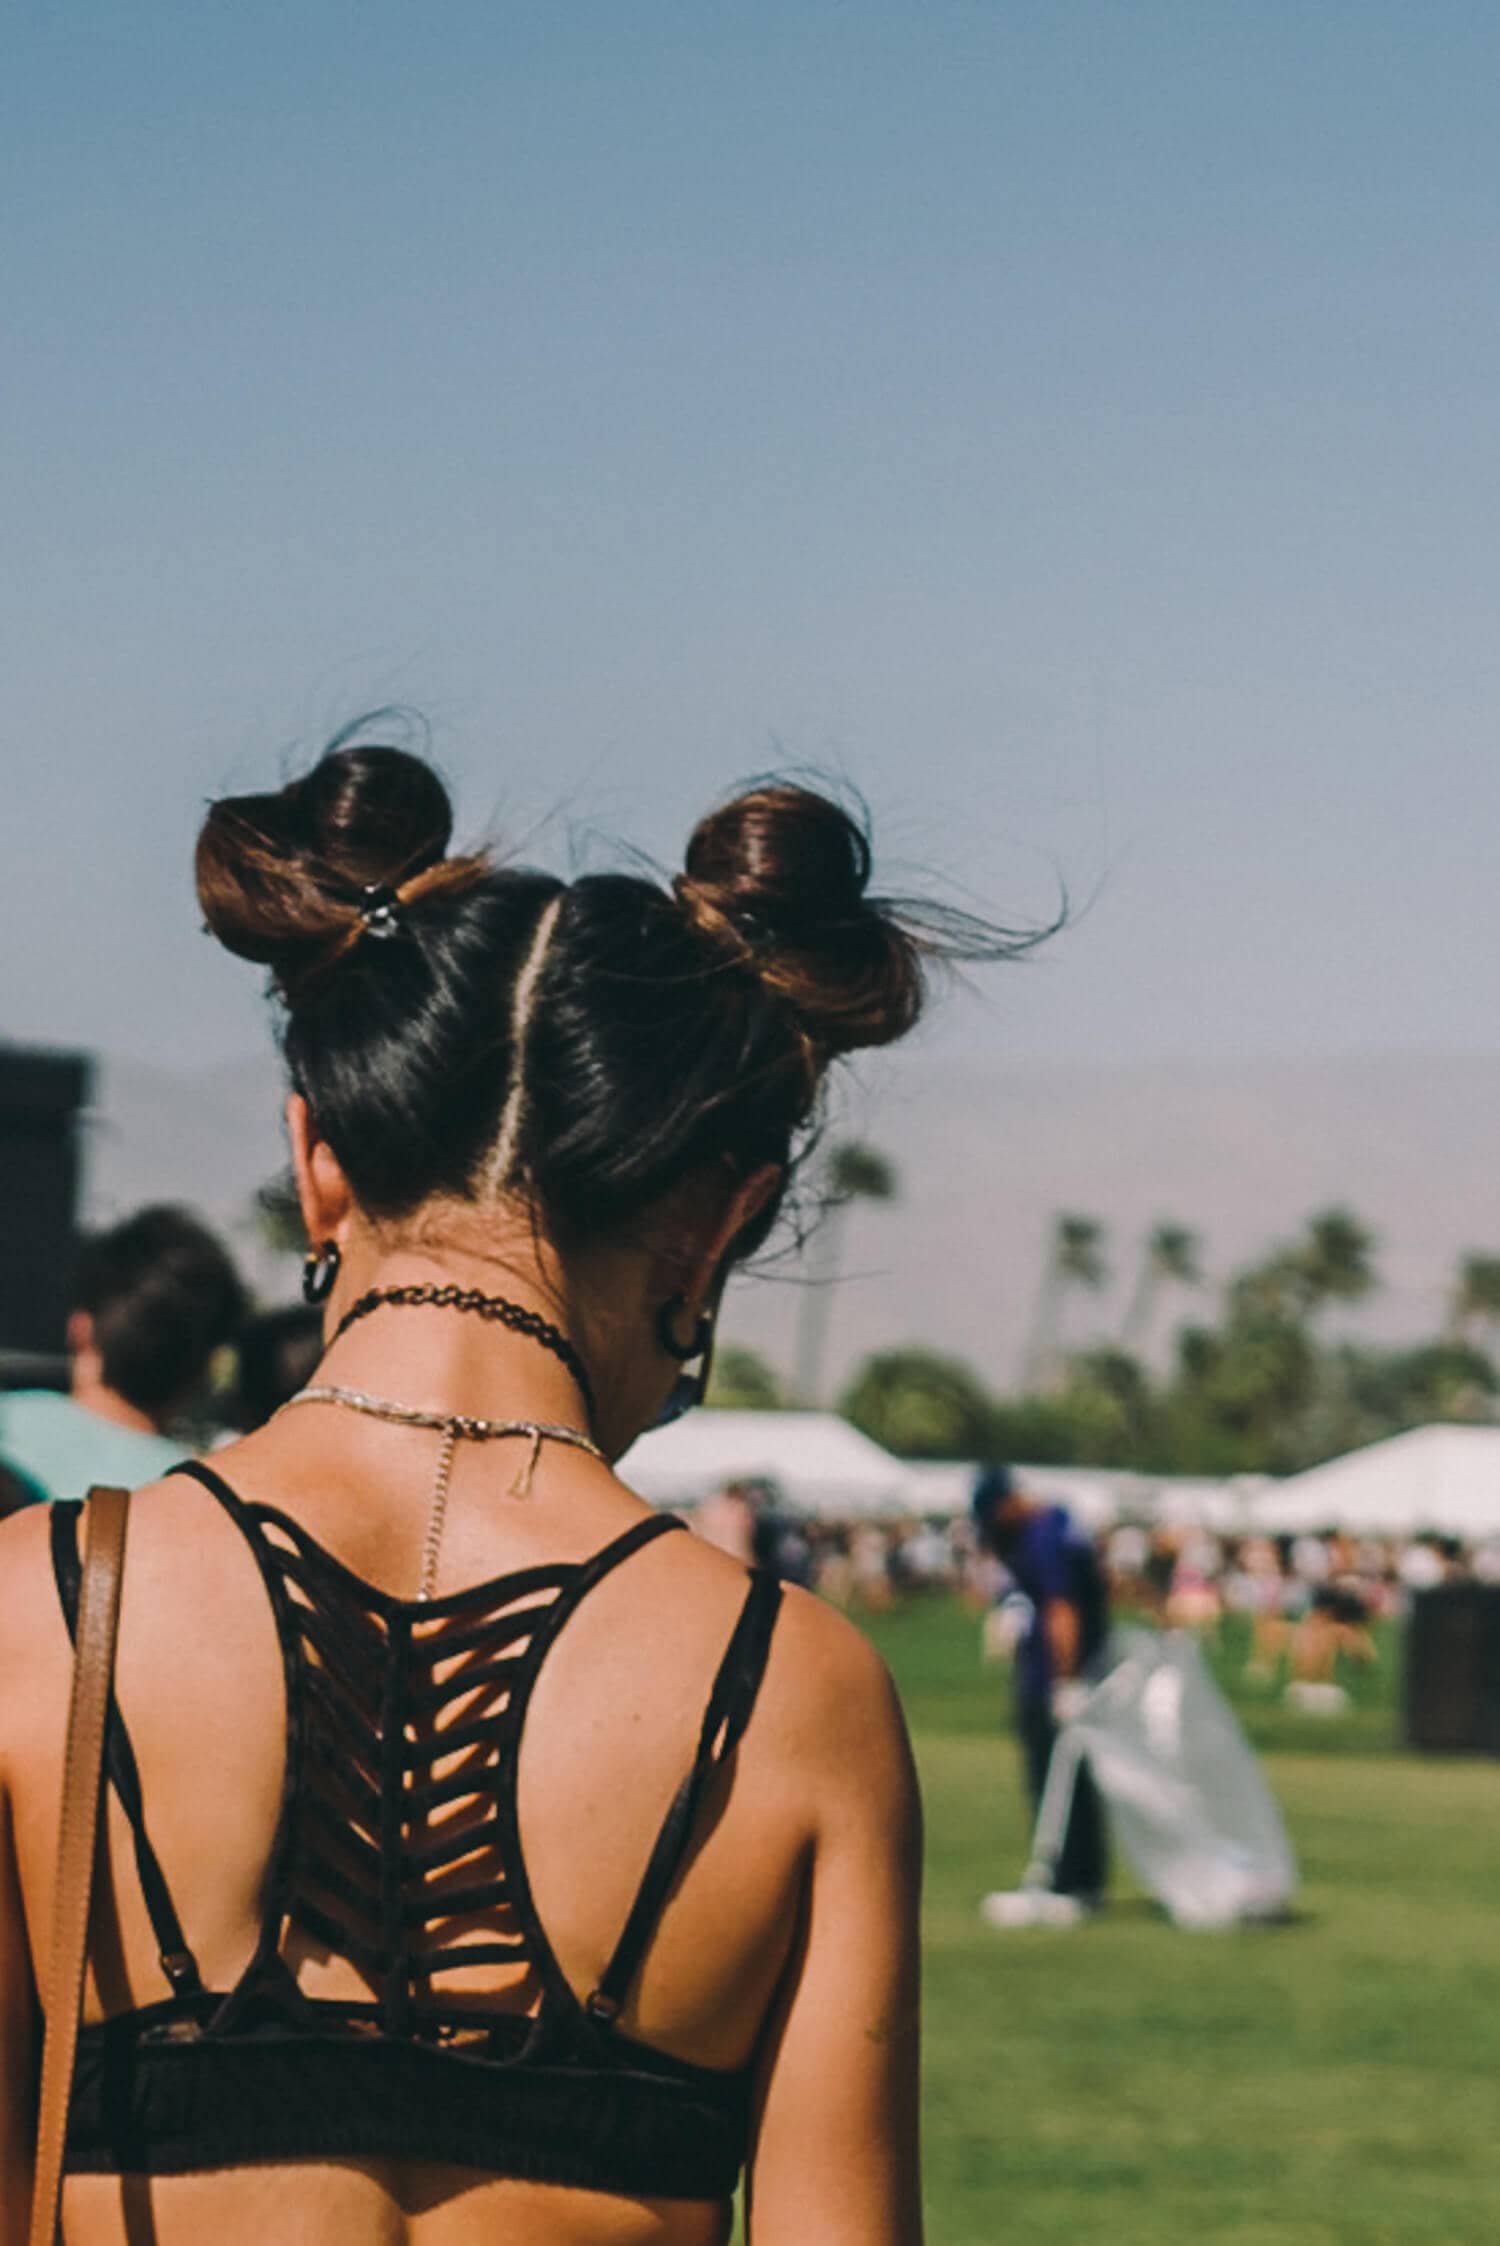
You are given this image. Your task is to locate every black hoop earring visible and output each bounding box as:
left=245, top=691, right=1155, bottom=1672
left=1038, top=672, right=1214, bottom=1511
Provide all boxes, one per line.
left=302, top=1240, right=342, bottom=1306
left=656, top=1294, right=713, bottom=1363
left=652, top=1295, right=717, bottom=1428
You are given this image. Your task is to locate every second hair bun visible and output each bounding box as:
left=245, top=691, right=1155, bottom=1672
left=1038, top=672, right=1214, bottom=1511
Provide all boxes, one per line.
left=677, top=784, right=922, bottom=1057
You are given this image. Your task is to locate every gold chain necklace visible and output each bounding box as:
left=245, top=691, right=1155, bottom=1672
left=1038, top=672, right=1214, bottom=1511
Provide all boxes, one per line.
left=280, top=1383, right=605, bottom=1602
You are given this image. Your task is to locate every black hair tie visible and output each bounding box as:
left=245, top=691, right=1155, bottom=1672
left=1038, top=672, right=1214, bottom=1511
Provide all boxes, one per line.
left=359, top=884, right=402, bottom=940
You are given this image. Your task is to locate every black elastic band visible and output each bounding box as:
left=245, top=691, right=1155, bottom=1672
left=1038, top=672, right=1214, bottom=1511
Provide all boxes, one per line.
left=587, top=1569, right=783, bottom=2026
left=50, top=1502, right=206, bottom=2000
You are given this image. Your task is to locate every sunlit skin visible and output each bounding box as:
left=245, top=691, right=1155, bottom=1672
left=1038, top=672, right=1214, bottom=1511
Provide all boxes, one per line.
left=0, top=1098, right=924, bottom=2246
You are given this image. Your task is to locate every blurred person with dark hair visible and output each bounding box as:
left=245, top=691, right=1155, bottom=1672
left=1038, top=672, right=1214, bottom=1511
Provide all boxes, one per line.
left=233, top=1303, right=327, bottom=1432
left=748, top=1479, right=814, bottom=1588
left=1284, top=1579, right=1377, bottom=1715
left=692, top=1474, right=761, bottom=1563
left=970, top=1464, right=1111, bottom=1925
left=0, top=1204, right=246, bottom=1502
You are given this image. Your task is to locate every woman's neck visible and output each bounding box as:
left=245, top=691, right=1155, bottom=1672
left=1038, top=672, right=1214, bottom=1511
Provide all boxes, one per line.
left=315, top=1225, right=653, bottom=1460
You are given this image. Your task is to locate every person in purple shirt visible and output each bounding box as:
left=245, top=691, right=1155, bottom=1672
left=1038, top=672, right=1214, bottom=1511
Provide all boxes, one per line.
left=972, top=1464, right=1110, bottom=1915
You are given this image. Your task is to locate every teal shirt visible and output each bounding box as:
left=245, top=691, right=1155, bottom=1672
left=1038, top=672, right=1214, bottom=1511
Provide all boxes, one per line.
left=0, top=1390, right=187, bottom=1504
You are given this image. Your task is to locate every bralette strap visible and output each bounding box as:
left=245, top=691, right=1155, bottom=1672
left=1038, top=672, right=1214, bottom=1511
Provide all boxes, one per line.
left=50, top=1501, right=206, bottom=2000
left=585, top=1567, right=783, bottom=2028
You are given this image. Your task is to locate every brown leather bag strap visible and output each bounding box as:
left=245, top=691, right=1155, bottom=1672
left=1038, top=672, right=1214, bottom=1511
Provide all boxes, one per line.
left=29, top=1486, right=130, bottom=2246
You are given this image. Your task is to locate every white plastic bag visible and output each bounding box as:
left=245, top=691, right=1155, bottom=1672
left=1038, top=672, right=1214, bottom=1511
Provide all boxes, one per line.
left=1027, top=1626, right=1297, bottom=1928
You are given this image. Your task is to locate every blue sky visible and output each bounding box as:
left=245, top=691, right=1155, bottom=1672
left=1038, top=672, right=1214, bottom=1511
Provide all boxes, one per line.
left=5, top=2, right=1500, bottom=1075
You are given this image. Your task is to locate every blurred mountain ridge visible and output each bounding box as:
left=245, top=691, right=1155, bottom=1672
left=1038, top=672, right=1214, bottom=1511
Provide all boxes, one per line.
left=84, top=1048, right=1500, bottom=1394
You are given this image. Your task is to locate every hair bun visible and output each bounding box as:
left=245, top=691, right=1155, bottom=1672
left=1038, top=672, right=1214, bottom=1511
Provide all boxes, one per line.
left=678, top=784, right=922, bottom=1058
left=683, top=784, right=870, bottom=925
left=197, top=742, right=470, bottom=987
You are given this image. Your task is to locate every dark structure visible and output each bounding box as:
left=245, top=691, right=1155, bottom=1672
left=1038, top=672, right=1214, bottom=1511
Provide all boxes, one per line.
left=1403, top=1584, right=1500, bottom=1756
left=0, top=1045, right=92, bottom=1384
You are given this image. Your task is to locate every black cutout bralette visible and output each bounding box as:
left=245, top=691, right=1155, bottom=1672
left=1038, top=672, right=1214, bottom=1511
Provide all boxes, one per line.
left=49, top=1460, right=783, bottom=2204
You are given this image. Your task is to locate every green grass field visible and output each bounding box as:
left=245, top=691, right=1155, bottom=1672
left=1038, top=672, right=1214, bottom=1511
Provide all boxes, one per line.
left=861, top=1598, right=1500, bottom=2245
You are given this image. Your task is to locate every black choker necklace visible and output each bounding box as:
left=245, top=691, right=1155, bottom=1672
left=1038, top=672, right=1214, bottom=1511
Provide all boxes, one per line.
left=329, top=1283, right=597, bottom=1429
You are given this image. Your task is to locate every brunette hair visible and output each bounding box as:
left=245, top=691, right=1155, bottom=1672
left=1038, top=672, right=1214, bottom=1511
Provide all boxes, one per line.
left=196, top=730, right=1037, bottom=1255
left=73, top=1205, right=247, bottom=1418
left=234, top=1304, right=328, bottom=1431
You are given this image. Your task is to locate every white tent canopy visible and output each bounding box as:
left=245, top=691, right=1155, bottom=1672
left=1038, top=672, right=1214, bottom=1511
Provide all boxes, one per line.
left=1257, top=1424, right=1500, bottom=1540
left=621, top=1409, right=919, bottom=1520
left=622, top=1423, right=1275, bottom=1531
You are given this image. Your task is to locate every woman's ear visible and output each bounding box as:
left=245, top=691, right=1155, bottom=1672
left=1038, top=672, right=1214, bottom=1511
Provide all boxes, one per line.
left=286, top=1093, right=356, bottom=1246
left=683, top=1163, right=783, bottom=1308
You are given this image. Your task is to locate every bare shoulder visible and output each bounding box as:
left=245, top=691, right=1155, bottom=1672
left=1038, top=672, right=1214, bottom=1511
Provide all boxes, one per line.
left=657, top=1530, right=903, bottom=1721
left=648, top=1529, right=914, bottom=1804
left=753, top=1584, right=919, bottom=1834
left=766, top=1582, right=905, bottom=1717
left=0, top=1471, right=225, bottom=1684
left=0, top=1503, right=61, bottom=1655
left=0, top=1505, right=67, bottom=1776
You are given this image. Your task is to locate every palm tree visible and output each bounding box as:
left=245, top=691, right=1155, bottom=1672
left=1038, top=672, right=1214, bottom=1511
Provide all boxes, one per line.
left=1224, top=1211, right=1376, bottom=1467
left=1022, top=1213, right=1109, bottom=1392
left=793, top=1141, right=898, bottom=1407
left=826, top=1142, right=897, bottom=1207
left=1295, top=1207, right=1378, bottom=1320
left=1119, top=1222, right=1202, bottom=1355
left=1449, top=1253, right=1500, bottom=1344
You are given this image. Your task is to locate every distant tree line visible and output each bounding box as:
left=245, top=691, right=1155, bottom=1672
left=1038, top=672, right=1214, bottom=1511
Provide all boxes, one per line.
left=254, top=1145, right=1500, bottom=1477
left=714, top=1195, right=1500, bottom=1476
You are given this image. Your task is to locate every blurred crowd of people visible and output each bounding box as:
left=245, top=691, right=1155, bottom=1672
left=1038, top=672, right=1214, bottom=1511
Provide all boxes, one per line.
left=6, top=1219, right=1492, bottom=1714
left=689, top=1477, right=1495, bottom=1708
left=1105, top=1518, right=1500, bottom=1624
left=691, top=1477, right=961, bottom=1607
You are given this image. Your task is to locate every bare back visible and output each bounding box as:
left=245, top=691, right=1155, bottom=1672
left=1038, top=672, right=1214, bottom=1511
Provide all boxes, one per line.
left=0, top=1415, right=923, bottom=2245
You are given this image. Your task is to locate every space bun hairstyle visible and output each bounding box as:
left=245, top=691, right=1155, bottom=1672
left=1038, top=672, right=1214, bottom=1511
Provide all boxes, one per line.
left=196, top=744, right=492, bottom=992
left=674, top=784, right=924, bottom=1072
left=198, top=726, right=1040, bottom=1249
